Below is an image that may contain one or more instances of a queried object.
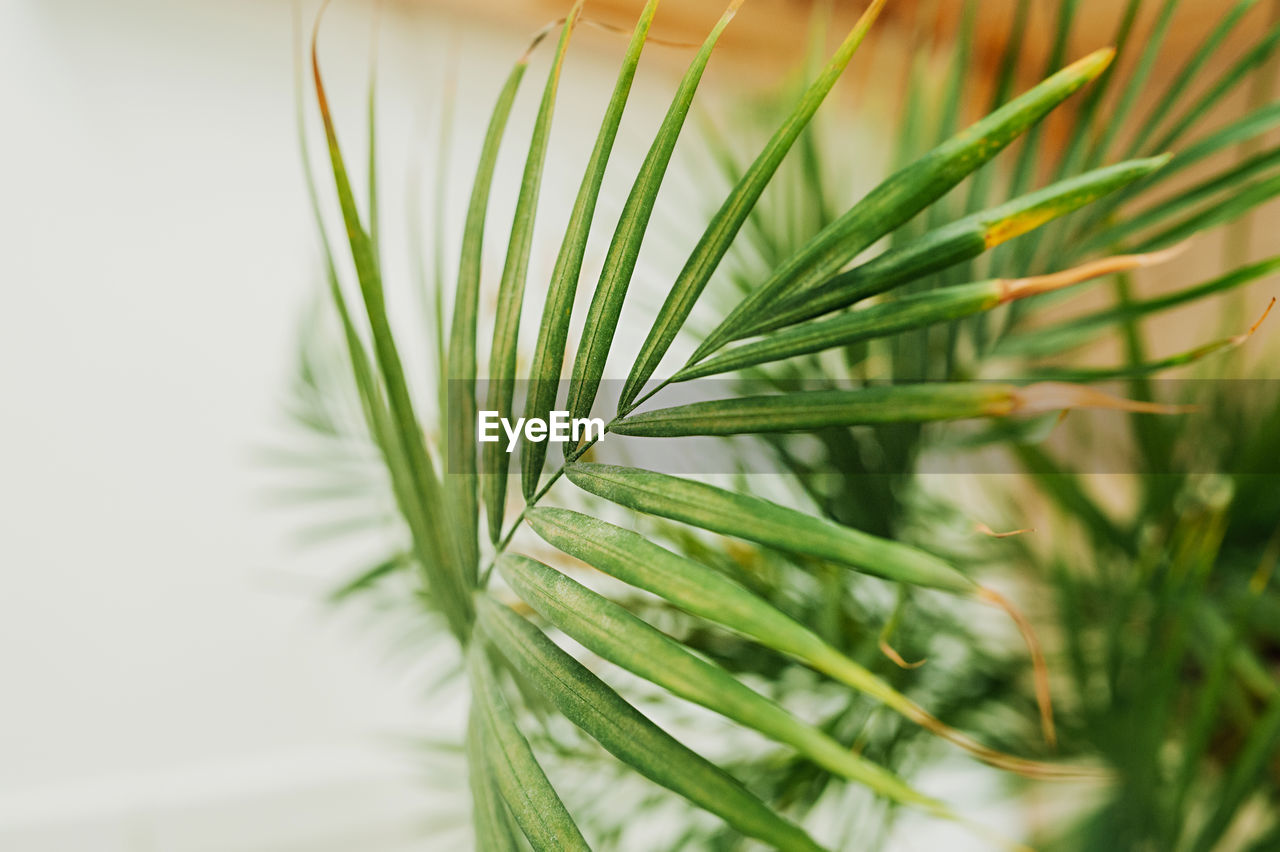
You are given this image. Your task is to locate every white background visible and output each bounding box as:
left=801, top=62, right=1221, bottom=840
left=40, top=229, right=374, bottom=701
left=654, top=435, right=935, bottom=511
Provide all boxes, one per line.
left=0, top=1, right=705, bottom=848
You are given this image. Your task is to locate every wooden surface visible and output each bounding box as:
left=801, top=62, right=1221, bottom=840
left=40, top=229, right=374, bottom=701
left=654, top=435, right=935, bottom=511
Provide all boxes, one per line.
left=393, top=0, right=1277, bottom=85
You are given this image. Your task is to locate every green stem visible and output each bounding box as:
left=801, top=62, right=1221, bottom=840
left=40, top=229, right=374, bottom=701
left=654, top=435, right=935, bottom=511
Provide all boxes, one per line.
left=479, top=376, right=676, bottom=586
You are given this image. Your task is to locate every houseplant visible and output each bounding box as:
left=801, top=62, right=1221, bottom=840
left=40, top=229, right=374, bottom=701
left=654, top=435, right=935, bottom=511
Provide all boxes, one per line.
left=287, top=0, right=1280, bottom=847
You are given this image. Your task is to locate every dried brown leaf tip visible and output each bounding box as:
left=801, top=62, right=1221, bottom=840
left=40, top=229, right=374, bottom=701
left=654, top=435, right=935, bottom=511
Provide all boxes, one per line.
left=998, top=241, right=1190, bottom=304
left=1235, top=296, right=1276, bottom=345
left=1012, top=382, right=1198, bottom=416
left=878, top=637, right=927, bottom=669
left=979, top=586, right=1057, bottom=749
left=581, top=18, right=701, bottom=49
left=976, top=521, right=1035, bottom=539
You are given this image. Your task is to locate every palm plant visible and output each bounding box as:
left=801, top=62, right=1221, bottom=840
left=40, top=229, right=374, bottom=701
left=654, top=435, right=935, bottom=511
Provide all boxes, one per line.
left=286, top=0, right=1280, bottom=848
left=1008, top=397, right=1280, bottom=851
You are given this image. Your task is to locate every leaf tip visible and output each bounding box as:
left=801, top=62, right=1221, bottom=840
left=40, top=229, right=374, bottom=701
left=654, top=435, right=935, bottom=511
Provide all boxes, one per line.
left=975, top=522, right=1034, bottom=539
left=998, top=243, right=1189, bottom=302
left=519, top=17, right=561, bottom=63
left=1060, top=46, right=1115, bottom=86
left=309, top=0, right=336, bottom=127
left=979, top=586, right=1056, bottom=749
left=1231, top=296, right=1276, bottom=345
left=879, top=637, right=927, bottom=669
left=1012, top=382, right=1197, bottom=416
left=1086, top=46, right=1117, bottom=75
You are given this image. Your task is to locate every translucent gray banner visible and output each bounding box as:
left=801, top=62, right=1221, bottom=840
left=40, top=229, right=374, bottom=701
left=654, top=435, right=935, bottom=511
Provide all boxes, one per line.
left=446, top=379, right=1280, bottom=475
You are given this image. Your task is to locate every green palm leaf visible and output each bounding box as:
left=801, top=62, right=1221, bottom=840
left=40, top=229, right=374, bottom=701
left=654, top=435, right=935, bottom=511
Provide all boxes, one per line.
left=483, top=5, right=584, bottom=540
left=293, top=1, right=1280, bottom=845
left=476, top=595, right=828, bottom=852
left=564, top=0, right=745, bottom=428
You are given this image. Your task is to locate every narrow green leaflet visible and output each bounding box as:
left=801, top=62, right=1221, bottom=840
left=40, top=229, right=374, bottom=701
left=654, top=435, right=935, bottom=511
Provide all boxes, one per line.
left=1123, top=0, right=1265, bottom=159
left=888, top=52, right=931, bottom=228
left=1159, top=100, right=1280, bottom=178
left=467, top=645, right=590, bottom=852
left=1023, top=322, right=1267, bottom=381
left=483, top=6, right=583, bottom=541
left=524, top=506, right=848, bottom=662
left=1081, top=145, right=1280, bottom=252
left=475, top=595, right=828, bottom=852
left=676, top=283, right=1010, bottom=381
left=1008, top=0, right=1142, bottom=279
left=312, top=21, right=473, bottom=637
left=466, top=708, right=521, bottom=852
left=1084, top=0, right=1181, bottom=169
left=618, top=0, right=888, bottom=412
left=675, top=243, right=1174, bottom=380
left=497, top=553, right=950, bottom=815
left=795, top=7, right=836, bottom=230
left=930, top=0, right=977, bottom=158
left=327, top=553, right=408, bottom=602
left=1050, top=0, right=1139, bottom=182
left=612, top=383, right=1180, bottom=440
left=1147, top=17, right=1280, bottom=156
left=1002, top=0, right=1080, bottom=203
left=1125, top=171, right=1280, bottom=253
left=964, top=0, right=1030, bottom=216
left=498, top=553, right=950, bottom=815
left=520, top=0, right=660, bottom=498
left=523, top=505, right=926, bottom=708
left=995, top=255, right=1280, bottom=359
left=690, top=47, right=1115, bottom=361
left=293, top=7, right=383, bottom=448
left=1073, top=100, right=1280, bottom=241
left=563, top=0, right=744, bottom=431
left=424, top=72, right=455, bottom=425
left=295, top=15, right=439, bottom=618
left=524, top=507, right=1092, bottom=781
left=744, top=211, right=989, bottom=338
left=612, top=385, right=1029, bottom=439
left=449, top=60, right=528, bottom=579
left=564, top=462, right=977, bottom=593
left=698, top=112, right=786, bottom=267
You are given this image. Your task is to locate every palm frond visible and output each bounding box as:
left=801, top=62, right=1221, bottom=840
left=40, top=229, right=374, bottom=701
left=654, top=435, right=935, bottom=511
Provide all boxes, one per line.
left=285, top=1, right=1280, bottom=847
